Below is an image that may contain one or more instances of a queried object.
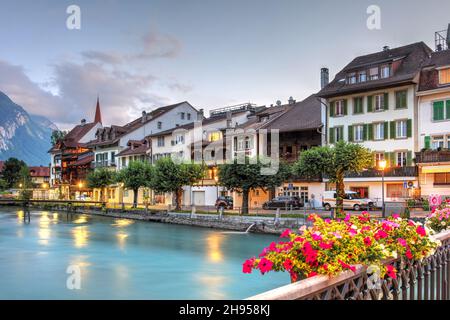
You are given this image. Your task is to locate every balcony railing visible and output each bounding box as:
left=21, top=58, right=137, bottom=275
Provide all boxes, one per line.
left=247, top=230, right=450, bottom=300
left=92, top=161, right=116, bottom=168
left=345, top=166, right=418, bottom=178
left=415, top=150, right=450, bottom=164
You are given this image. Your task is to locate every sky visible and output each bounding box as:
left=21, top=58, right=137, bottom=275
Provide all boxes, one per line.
left=0, top=0, right=449, bottom=130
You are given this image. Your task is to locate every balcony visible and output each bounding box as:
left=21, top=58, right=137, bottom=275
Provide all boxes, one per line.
left=345, top=166, right=418, bottom=178
left=415, top=150, right=450, bottom=164
left=92, top=160, right=116, bottom=168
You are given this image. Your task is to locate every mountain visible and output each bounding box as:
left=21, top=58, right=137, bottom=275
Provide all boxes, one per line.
left=0, top=91, right=57, bottom=166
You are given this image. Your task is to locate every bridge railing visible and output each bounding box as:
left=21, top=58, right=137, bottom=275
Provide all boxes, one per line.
left=247, top=230, right=450, bottom=300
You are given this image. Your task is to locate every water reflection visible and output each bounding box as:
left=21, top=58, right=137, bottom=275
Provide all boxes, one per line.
left=112, top=219, right=134, bottom=228
left=206, top=234, right=224, bottom=263
left=39, top=212, right=51, bottom=245
left=196, top=274, right=227, bottom=299
left=17, top=210, right=24, bottom=224
left=73, top=215, right=88, bottom=224
left=116, top=231, right=128, bottom=250
left=72, top=226, right=89, bottom=248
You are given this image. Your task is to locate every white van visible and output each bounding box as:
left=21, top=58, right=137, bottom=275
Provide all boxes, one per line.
left=322, top=190, right=374, bottom=211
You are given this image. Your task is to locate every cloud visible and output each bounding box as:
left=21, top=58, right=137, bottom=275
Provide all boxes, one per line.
left=81, top=50, right=124, bottom=65
left=137, top=30, right=182, bottom=59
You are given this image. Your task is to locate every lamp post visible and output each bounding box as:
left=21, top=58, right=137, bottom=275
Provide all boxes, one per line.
left=78, top=181, right=83, bottom=200
left=378, top=159, right=387, bottom=218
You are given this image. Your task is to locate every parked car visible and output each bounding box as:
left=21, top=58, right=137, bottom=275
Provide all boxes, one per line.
left=215, top=196, right=233, bottom=209
left=322, top=190, right=374, bottom=211
left=262, top=196, right=303, bottom=210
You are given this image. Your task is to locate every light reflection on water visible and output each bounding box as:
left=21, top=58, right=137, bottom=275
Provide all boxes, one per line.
left=0, top=209, right=288, bottom=299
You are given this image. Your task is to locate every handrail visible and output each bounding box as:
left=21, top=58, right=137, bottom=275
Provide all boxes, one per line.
left=246, top=230, right=450, bottom=300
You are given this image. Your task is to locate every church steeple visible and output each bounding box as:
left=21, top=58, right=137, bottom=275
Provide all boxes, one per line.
left=94, top=96, right=102, bottom=124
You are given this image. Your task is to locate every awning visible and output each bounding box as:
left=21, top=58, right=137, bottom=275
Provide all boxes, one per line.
left=422, top=165, right=450, bottom=173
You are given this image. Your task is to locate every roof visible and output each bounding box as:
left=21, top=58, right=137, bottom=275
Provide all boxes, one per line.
left=318, top=42, right=433, bottom=98
left=49, top=122, right=98, bottom=152
left=69, top=154, right=94, bottom=167
left=117, top=140, right=151, bottom=157
left=259, top=94, right=322, bottom=132
left=29, top=166, right=50, bottom=177
left=418, top=50, right=450, bottom=92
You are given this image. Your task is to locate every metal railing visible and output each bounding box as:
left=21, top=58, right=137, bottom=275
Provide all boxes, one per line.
left=345, top=166, right=418, bottom=178
left=247, top=230, right=450, bottom=300
left=415, top=150, right=450, bottom=163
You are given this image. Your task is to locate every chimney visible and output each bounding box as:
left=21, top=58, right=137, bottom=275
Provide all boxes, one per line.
left=141, top=111, right=147, bottom=124
left=288, top=96, right=295, bottom=105
left=198, top=109, right=205, bottom=120
left=276, top=100, right=282, bottom=106
left=320, top=68, right=329, bottom=89
left=226, top=111, right=232, bottom=128
left=80, top=119, right=86, bottom=126
left=447, top=23, right=450, bottom=48
left=383, top=46, right=390, bottom=51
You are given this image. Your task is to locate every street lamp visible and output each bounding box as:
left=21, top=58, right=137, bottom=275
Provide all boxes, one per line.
left=214, top=175, right=219, bottom=199
left=378, top=159, right=387, bottom=218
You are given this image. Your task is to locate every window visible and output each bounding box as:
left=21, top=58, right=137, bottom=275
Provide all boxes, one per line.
left=187, top=113, right=191, bottom=120
left=347, top=73, right=356, bottom=84
left=157, top=121, right=162, bottom=129
left=335, top=100, right=344, bottom=116
left=434, top=173, right=450, bottom=185
left=375, top=94, right=384, bottom=111
left=181, top=112, right=185, bottom=120
left=374, top=152, right=385, bottom=167
left=432, top=136, right=444, bottom=149
left=369, top=67, right=379, bottom=80
left=387, top=183, right=408, bottom=198
left=358, top=71, right=367, bottom=82
left=396, top=151, right=407, bottom=167
left=439, top=68, right=450, bottom=85
left=335, top=127, right=343, bottom=142
left=157, top=136, right=165, bottom=147
left=111, top=152, right=116, bottom=165
left=353, top=97, right=363, bottom=114
left=175, top=134, right=184, bottom=144
left=300, top=186, right=309, bottom=204
left=432, top=101, right=445, bottom=121
left=354, top=125, right=364, bottom=142
left=121, top=157, right=126, bottom=167
left=244, top=137, right=251, bottom=149
left=380, top=64, right=391, bottom=78
left=395, top=90, right=407, bottom=109
left=208, top=131, right=221, bottom=142
left=374, top=122, right=385, bottom=140
left=396, top=120, right=407, bottom=138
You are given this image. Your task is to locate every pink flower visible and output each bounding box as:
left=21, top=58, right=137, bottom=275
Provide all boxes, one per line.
left=338, top=260, right=356, bottom=272
left=386, top=265, right=397, bottom=279
left=361, top=226, right=371, bottom=232
left=324, top=218, right=331, bottom=224
left=392, top=214, right=400, bottom=219
left=242, top=259, right=254, bottom=274
left=363, top=237, right=372, bottom=246
left=319, top=241, right=333, bottom=249
left=348, top=228, right=358, bottom=237
left=283, top=259, right=294, bottom=271
left=268, top=242, right=277, bottom=252
left=258, top=258, right=273, bottom=274
left=280, top=229, right=292, bottom=238
left=397, top=238, right=407, bottom=247
left=312, top=233, right=322, bottom=241
left=374, top=230, right=388, bottom=240
left=416, top=226, right=426, bottom=237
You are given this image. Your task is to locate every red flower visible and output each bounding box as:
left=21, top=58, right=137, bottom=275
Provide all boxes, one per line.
left=405, top=249, right=413, bottom=260
left=386, top=265, right=397, bottom=279
left=307, top=271, right=318, bottom=278
left=280, top=229, right=292, bottom=238
left=258, top=258, right=273, bottom=274
left=338, top=260, right=356, bottom=272
left=294, top=236, right=305, bottom=243
left=416, top=226, right=426, bottom=237
left=374, top=230, right=388, bottom=240
left=242, top=259, right=254, bottom=274
left=319, top=241, right=333, bottom=249
left=397, top=238, right=407, bottom=247
left=283, top=259, right=294, bottom=271
left=290, top=271, right=298, bottom=282
left=363, top=237, right=372, bottom=246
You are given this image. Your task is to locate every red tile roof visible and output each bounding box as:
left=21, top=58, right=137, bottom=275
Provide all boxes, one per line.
left=29, top=166, right=50, bottom=177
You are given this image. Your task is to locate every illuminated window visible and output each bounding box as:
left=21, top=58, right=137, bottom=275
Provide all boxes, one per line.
left=439, top=68, right=450, bottom=85
left=208, top=132, right=222, bottom=142
left=374, top=152, right=384, bottom=167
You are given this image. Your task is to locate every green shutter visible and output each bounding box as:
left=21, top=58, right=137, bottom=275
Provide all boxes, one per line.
left=343, top=99, right=348, bottom=115
left=329, top=127, right=335, bottom=144
left=368, top=123, right=374, bottom=140
left=433, top=101, right=444, bottom=121
left=330, top=101, right=335, bottom=117
left=348, top=125, right=353, bottom=142
left=390, top=121, right=396, bottom=139
left=363, top=124, right=368, bottom=141
left=446, top=100, right=450, bottom=119
left=406, top=119, right=412, bottom=138
left=424, top=136, right=431, bottom=149
left=395, top=92, right=400, bottom=109
left=367, top=96, right=373, bottom=112
left=407, top=151, right=413, bottom=166
left=390, top=152, right=397, bottom=167
left=383, top=93, right=389, bottom=110
left=384, top=121, right=389, bottom=140
left=384, top=152, right=391, bottom=167
left=339, top=127, right=344, bottom=141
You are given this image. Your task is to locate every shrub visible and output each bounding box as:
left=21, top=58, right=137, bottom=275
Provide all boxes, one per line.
left=425, top=200, right=450, bottom=233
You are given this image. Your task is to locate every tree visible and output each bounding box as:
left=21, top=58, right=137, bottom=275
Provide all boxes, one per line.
left=218, top=157, right=291, bottom=215
left=151, top=157, right=205, bottom=211
left=51, top=130, right=67, bottom=146
left=2, top=158, right=28, bottom=188
left=293, top=141, right=373, bottom=216
left=86, top=168, right=116, bottom=203
left=116, top=161, right=154, bottom=208
left=0, top=179, right=7, bottom=191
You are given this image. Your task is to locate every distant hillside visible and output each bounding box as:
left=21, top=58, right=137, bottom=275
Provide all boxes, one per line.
left=0, top=91, right=57, bottom=166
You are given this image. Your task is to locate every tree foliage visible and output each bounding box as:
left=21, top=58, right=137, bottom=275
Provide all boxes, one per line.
left=2, top=157, right=28, bottom=188
left=51, top=130, right=67, bottom=146
left=294, top=141, right=373, bottom=215
left=151, top=157, right=205, bottom=210
left=87, top=168, right=116, bottom=203
left=218, top=157, right=291, bottom=214
left=116, top=161, right=154, bottom=208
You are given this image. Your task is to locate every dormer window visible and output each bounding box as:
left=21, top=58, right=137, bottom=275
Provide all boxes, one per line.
left=439, top=68, right=450, bottom=85
left=369, top=67, right=379, bottom=80
left=381, top=64, right=391, bottom=78
left=358, top=71, right=367, bottom=82
left=347, top=73, right=357, bottom=84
